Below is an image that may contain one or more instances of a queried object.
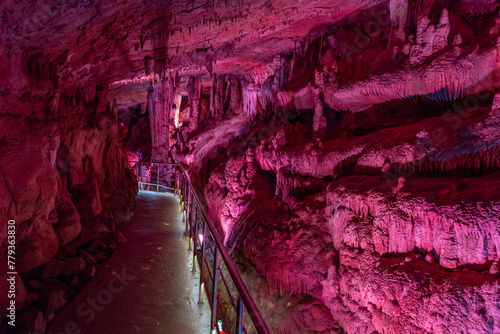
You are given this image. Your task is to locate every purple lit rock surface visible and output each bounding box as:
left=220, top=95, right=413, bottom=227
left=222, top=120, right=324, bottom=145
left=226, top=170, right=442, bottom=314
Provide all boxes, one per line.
left=1, top=0, right=500, bottom=333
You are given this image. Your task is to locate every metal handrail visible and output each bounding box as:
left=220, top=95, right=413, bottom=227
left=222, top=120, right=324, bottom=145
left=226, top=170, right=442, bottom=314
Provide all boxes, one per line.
left=138, top=182, right=176, bottom=191
left=176, top=162, right=271, bottom=334
left=128, top=161, right=177, bottom=165
left=128, top=161, right=179, bottom=194
left=127, top=160, right=271, bottom=334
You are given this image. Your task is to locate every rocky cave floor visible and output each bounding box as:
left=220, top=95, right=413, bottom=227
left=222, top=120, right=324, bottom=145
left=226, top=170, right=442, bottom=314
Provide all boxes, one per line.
left=0, top=232, right=127, bottom=333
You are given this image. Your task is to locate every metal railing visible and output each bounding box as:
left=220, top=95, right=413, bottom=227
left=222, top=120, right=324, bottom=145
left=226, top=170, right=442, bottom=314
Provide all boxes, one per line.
left=128, top=161, right=271, bottom=334
left=128, top=161, right=179, bottom=194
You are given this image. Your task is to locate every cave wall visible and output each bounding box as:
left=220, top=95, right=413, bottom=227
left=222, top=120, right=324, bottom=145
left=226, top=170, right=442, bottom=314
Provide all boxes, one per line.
left=161, top=2, right=500, bottom=333
left=0, top=44, right=137, bottom=318
left=119, top=103, right=152, bottom=162
left=2, top=0, right=500, bottom=332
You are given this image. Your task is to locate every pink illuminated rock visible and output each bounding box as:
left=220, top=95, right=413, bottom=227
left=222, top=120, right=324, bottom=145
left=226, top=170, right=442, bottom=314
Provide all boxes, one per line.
left=490, top=261, right=499, bottom=276
left=2, top=0, right=500, bottom=332
left=53, top=193, right=82, bottom=246
left=17, top=308, right=46, bottom=334
left=45, top=291, right=67, bottom=316
left=83, top=265, right=97, bottom=281
left=16, top=220, right=60, bottom=273
left=425, top=253, right=435, bottom=265
left=103, top=231, right=126, bottom=249
left=42, top=259, right=65, bottom=279
left=62, top=258, right=86, bottom=278
left=168, top=3, right=500, bottom=331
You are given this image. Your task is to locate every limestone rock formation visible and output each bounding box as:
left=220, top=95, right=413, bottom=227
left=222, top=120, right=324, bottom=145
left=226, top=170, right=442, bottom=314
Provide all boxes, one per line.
left=2, top=0, right=500, bottom=333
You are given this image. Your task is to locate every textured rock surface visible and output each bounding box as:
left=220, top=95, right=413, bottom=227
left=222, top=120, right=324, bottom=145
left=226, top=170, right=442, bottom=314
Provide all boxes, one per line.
left=2, top=0, right=500, bottom=333
left=168, top=2, right=500, bottom=333
left=0, top=0, right=138, bottom=330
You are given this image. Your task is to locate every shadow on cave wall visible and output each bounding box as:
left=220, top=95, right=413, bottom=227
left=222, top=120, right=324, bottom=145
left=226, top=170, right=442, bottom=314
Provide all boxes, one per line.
left=119, top=104, right=152, bottom=161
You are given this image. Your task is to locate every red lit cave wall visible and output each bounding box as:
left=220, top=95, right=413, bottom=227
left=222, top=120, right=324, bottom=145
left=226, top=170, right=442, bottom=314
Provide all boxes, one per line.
left=154, top=3, right=500, bottom=333
left=0, top=42, right=137, bottom=317
left=2, top=0, right=500, bottom=332
left=118, top=103, right=152, bottom=162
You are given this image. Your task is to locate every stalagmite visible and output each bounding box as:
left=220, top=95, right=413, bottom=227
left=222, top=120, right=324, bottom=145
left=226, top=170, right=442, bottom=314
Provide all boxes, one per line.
left=389, top=0, right=408, bottom=44
left=187, top=75, right=202, bottom=134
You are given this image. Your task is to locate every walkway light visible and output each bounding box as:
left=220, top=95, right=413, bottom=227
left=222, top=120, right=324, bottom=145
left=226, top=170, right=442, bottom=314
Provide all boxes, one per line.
left=217, top=320, right=225, bottom=334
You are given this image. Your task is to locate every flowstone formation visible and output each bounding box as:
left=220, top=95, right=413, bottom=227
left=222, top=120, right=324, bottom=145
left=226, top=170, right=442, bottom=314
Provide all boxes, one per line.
left=166, top=3, right=500, bottom=333
left=2, top=0, right=500, bottom=333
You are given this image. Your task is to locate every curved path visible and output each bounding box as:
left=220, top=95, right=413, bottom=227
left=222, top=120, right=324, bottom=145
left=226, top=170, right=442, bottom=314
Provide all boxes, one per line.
left=48, top=191, right=211, bottom=334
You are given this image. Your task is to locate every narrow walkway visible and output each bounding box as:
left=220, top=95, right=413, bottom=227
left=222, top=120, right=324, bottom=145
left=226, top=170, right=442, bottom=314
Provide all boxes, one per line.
left=48, top=191, right=211, bottom=334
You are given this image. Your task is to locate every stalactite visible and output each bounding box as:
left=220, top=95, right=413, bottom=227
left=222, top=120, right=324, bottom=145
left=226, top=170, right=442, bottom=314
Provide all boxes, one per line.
left=389, top=0, right=409, bottom=44
left=187, top=75, right=202, bottom=134
left=148, top=73, right=176, bottom=161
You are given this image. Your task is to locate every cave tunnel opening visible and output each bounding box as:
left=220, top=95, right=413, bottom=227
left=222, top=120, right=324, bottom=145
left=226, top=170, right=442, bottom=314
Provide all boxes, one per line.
left=119, top=104, right=152, bottom=162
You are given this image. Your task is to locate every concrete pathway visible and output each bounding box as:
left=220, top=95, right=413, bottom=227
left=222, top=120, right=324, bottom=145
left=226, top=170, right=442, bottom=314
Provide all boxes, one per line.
left=48, top=191, right=211, bottom=334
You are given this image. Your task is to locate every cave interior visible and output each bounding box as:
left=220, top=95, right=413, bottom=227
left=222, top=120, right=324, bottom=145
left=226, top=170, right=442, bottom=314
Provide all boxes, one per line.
left=2, top=0, right=500, bottom=333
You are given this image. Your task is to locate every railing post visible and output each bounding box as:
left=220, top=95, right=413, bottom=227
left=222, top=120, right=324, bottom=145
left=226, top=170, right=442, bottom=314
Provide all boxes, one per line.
left=211, top=248, right=219, bottom=330
left=185, top=187, right=190, bottom=235
left=183, top=202, right=186, bottom=221
left=182, top=176, right=186, bottom=206
left=139, top=162, right=142, bottom=190
left=175, top=166, right=178, bottom=195
left=192, top=205, right=199, bottom=272
left=179, top=172, right=182, bottom=199
left=182, top=170, right=185, bottom=195
left=128, top=160, right=271, bottom=333
left=188, top=195, right=193, bottom=251
left=179, top=170, right=182, bottom=196
left=174, top=167, right=177, bottom=194
left=184, top=178, right=188, bottom=208
left=181, top=194, right=184, bottom=214
left=179, top=170, right=183, bottom=204
left=136, top=163, right=139, bottom=188
left=156, top=163, right=159, bottom=192
left=175, top=170, right=182, bottom=198
left=190, top=191, right=194, bottom=225
left=199, top=220, right=207, bottom=304
left=236, top=296, right=244, bottom=334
